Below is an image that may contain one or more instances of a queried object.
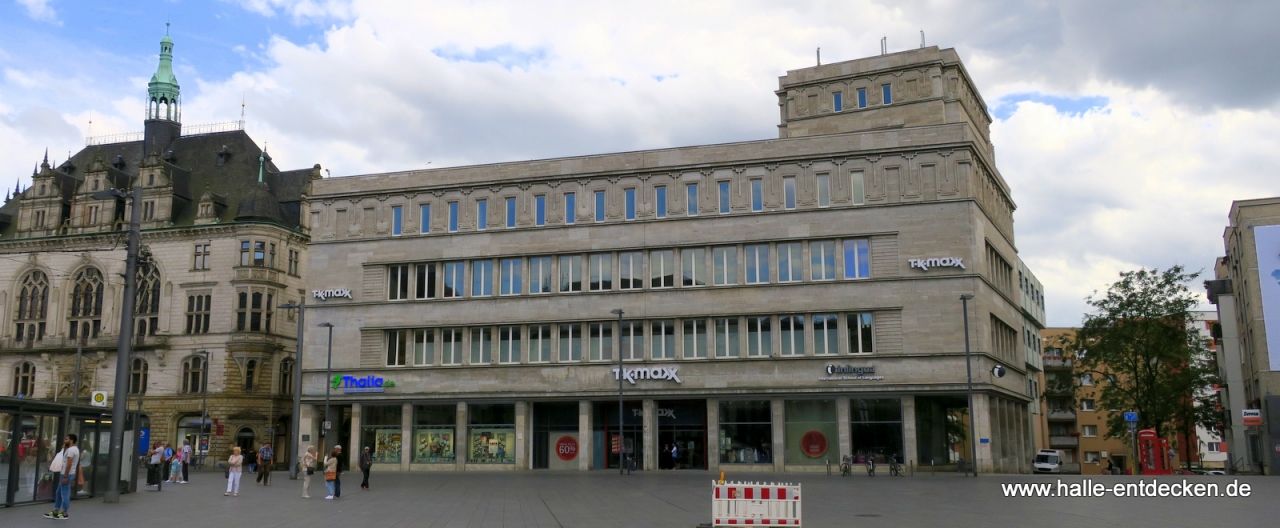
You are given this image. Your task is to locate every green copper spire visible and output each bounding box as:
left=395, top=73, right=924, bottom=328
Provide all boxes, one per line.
left=147, top=23, right=181, bottom=122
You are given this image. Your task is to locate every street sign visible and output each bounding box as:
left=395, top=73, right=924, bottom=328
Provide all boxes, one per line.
left=323, top=421, right=332, bottom=430
left=1123, top=412, right=1139, bottom=423
left=1127, top=422, right=1137, bottom=433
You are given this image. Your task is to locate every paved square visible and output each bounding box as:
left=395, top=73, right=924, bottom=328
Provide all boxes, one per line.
left=1, top=470, right=1275, bottom=527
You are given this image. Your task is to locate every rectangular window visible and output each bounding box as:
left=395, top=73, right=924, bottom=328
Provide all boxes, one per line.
left=744, top=245, right=769, bottom=284
left=476, top=199, right=488, bottom=230
left=563, top=193, right=576, bottom=225
left=386, top=330, right=408, bottom=366
left=816, top=174, right=830, bottom=207
left=811, top=241, right=836, bottom=280
left=589, top=322, right=613, bottom=361
left=847, top=313, right=874, bottom=354
left=686, top=184, right=699, bottom=216
left=719, top=400, right=772, bottom=464
left=594, top=190, right=606, bottom=222
left=843, top=239, right=870, bottom=279
left=682, top=248, right=706, bottom=287
left=655, top=187, right=667, bottom=218
left=1080, top=374, right=1094, bottom=386
left=715, top=317, right=740, bottom=358
left=1081, top=399, right=1096, bottom=411
left=193, top=244, right=211, bottom=270
left=558, top=323, right=582, bottom=362
left=619, top=251, right=643, bottom=290
left=833, top=91, right=843, bottom=112
left=850, top=171, right=865, bottom=205
left=718, top=181, right=731, bottom=213
left=813, top=314, right=838, bottom=355
left=388, top=264, right=410, bottom=300
left=778, top=242, right=802, bottom=282
left=747, top=317, right=772, bottom=357
left=241, top=241, right=250, bottom=266
left=87, top=205, right=100, bottom=225
left=470, top=327, right=492, bottom=365
left=472, top=260, right=493, bottom=297
left=1084, top=451, right=1100, bottom=464
left=713, top=246, right=737, bottom=285
left=882, top=85, right=894, bottom=105
left=142, top=201, right=156, bottom=221
left=783, top=177, right=796, bottom=210
left=624, top=188, right=636, bottom=220
left=535, top=195, right=546, bottom=226
left=499, top=326, right=521, bottom=364
left=392, top=206, right=403, bottom=235
left=750, top=179, right=763, bottom=212
left=441, top=328, right=463, bottom=365
left=443, top=262, right=465, bottom=298
left=448, top=202, right=459, bottom=232
left=650, top=250, right=674, bottom=288
left=857, top=87, right=867, bottom=108
left=416, top=263, right=437, bottom=299
left=559, top=255, right=583, bottom=293
left=500, top=259, right=522, bottom=296
left=529, top=325, right=552, bottom=362
left=184, top=294, right=212, bottom=334
left=269, top=243, right=277, bottom=268
left=1082, top=424, right=1098, bottom=437
left=288, top=249, right=299, bottom=275
left=589, top=253, right=613, bottom=291
left=780, top=315, right=805, bottom=356
left=253, top=241, right=266, bottom=266
left=620, top=321, right=645, bottom=360
left=530, top=256, right=553, bottom=294
left=420, top=204, right=431, bottom=233
left=651, top=320, right=675, bottom=359
left=414, top=329, right=434, bottom=366
left=683, top=319, right=707, bottom=358
left=506, top=197, right=516, bottom=228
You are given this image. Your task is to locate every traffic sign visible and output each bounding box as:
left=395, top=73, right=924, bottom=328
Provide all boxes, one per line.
left=323, top=421, right=332, bottom=430
left=1123, top=412, right=1139, bottom=423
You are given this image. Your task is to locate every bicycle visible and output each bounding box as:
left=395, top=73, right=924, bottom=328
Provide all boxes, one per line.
left=840, top=455, right=853, bottom=477
left=889, top=458, right=903, bottom=477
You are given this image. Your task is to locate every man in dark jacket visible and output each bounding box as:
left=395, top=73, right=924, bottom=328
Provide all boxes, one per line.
left=359, top=447, right=373, bottom=490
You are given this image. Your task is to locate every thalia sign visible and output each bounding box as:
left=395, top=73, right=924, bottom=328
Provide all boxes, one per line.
left=332, top=375, right=396, bottom=393
left=612, top=366, right=682, bottom=384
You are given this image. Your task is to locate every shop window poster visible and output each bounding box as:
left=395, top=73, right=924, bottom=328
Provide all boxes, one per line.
left=469, top=428, right=515, bottom=463
left=414, top=429, right=456, bottom=463
left=373, top=429, right=402, bottom=463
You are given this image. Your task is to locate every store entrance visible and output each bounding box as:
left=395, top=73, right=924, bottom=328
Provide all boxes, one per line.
left=657, top=400, right=706, bottom=470
left=532, top=402, right=579, bottom=469
left=593, top=401, right=643, bottom=470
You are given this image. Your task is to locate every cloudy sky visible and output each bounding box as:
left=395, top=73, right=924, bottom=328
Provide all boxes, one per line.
left=1, top=0, right=1276, bottom=326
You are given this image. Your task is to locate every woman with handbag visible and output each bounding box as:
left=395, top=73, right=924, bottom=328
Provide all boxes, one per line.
left=224, top=447, right=243, bottom=497
left=323, top=445, right=342, bottom=500
left=301, top=446, right=317, bottom=499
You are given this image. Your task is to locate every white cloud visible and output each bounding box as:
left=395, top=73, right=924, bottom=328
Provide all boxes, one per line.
left=225, top=0, right=354, bottom=23
left=16, top=0, right=59, bottom=24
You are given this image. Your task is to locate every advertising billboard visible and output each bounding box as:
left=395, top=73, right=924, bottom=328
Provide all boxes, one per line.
left=1254, top=225, right=1280, bottom=371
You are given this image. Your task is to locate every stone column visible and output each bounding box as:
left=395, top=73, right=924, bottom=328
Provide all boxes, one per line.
left=837, top=397, right=852, bottom=462
left=515, top=401, right=529, bottom=470
left=299, top=404, right=315, bottom=457
left=706, top=399, right=720, bottom=473
left=901, top=395, right=918, bottom=468
left=579, top=400, right=592, bottom=471
left=455, top=402, right=467, bottom=471
left=972, top=393, right=992, bottom=473
left=772, top=398, right=785, bottom=472
left=643, top=399, right=656, bottom=471
left=401, top=402, right=412, bottom=472
left=349, top=403, right=362, bottom=471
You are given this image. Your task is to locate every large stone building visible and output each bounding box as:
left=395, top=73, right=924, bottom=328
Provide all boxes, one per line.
left=302, top=47, right=1040, bottom=474
left=0, top=31, right=317, bottom=463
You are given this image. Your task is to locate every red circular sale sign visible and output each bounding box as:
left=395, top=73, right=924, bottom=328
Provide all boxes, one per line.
left=556, top=436, right=578, bottom=461
left=801, top=431, right=828, bottom=457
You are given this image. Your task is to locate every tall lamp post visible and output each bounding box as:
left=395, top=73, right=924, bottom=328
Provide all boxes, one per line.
left=197, top=350, right=209, bottom=468
left=318, top=322, right=334, bottom=458
left=960, top=293, right=978, bottom=477
left=278, top=301, right=306, bottom=480
left=611, top=309, right=624, bottom=475
left=97, top=183, right=142, bottom=503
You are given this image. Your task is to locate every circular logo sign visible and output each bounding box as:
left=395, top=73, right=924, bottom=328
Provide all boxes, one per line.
left=92, top=392, right=106, bottom=404
left=801, top=431, right=828, bottom=457
left=556, top=436, right=578, bottom=461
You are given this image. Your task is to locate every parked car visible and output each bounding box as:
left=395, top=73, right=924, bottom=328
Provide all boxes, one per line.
left=1033, top=449, right=1065, bottom=474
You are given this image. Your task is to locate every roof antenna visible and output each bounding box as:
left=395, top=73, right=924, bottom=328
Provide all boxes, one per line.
left=816, top=47, right=821, bottom=66
left=881, top=36, right=887, bottom=55
left=920, top=30, right=926, bottom=48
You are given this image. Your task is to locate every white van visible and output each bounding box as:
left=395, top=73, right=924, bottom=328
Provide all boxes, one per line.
left=1033, top=449, right=1064, bottom=474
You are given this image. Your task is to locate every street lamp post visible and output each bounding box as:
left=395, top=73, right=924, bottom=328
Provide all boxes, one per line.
left=319, top=322, right=334, bottom=458
left=278, top=301, right=306, bottom=480
left=960, top=293, right=978, bottom=477
left=611, top=309, right=624, bottom=475
left=101, top=183, right=143, bottom=503
left=198, top=350, right=209, bottom=468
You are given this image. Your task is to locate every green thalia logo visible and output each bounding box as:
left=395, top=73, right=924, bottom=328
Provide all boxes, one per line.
left=332, top=375, right=395, bottom=392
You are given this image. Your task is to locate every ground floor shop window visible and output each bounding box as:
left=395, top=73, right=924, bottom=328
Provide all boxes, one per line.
left=784, top=399, right=837, bottom=465
left=413, top=405, right=456, bottom=463
left=360, top=405, right=403, bottom=464
left=719, top=400, right=772, bottom=464
left=468, top=404, right=516, bottom=464
left=850, top=398, right=903, bottom=463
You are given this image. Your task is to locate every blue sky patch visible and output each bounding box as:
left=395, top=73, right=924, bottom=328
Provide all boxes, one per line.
left=992, top=92, right=1109, bottom=120
left=432, top=44, right=549, bottom=71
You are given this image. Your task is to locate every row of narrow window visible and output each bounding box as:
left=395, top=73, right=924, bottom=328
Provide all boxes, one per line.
left=9, top=357, right=296, bottom=398
left=829, top=84, right=894, bottom=113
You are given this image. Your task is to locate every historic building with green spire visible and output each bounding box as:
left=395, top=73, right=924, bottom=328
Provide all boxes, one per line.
left=0, top=28, right=322, bottom=486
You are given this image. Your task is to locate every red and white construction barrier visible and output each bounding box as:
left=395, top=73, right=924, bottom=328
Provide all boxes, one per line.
left=712, top=481, right=802, bottom=526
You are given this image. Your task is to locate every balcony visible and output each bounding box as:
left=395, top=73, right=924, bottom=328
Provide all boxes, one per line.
left=1043, top=357, right=1072, bottom=369
left=1048, top=409, right=1077, bottom=421
left=1049, top=435, right=1079, bottom=448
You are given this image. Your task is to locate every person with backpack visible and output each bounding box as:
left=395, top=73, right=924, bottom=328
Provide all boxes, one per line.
left=42, top=433, right=79, bottom=520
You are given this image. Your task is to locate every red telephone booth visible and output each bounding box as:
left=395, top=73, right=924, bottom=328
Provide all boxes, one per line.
left=1137, top=429, right=1172, bottom=475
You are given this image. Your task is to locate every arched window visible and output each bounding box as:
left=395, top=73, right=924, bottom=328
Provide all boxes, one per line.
left=244, top=360, right=258, bottom=392
left=12, top=361, right=35, bottom=397
left=134, top=262, right=161, bottom=338
left=15, top=271, right=49, bottom=342
left=279, top=358, right=294, bottom=396
left=129, top=358, right=149, bottom=395
left=182, top=356, right=205, bottom=394
left=69, top=267, right=105, bottom=340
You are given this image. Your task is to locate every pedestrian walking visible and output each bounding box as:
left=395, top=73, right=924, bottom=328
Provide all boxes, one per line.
left=162, top=442, right=175, bottom=482
left=225, top=447, right=243, bottom=496
left=324, top=445, right=342, bottom=500
left=245, top=446, right=258, bottom=473
left=256, top=441, right=274, bottom=486
left=671, top=443, right=680, bottom=470
left=147, top=442, right=162, bottom=486
left=41, top=433, right=79, bottom=520
left=301, top=446, right=317, bottom=499
left=360, top=445, right=373, bottom=492
left=181, top=440, right=193, bottom=483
